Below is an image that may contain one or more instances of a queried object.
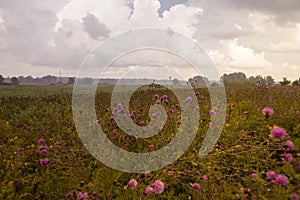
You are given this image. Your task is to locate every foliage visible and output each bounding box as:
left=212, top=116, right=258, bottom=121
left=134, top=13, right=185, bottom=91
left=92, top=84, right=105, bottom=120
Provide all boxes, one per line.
left=0, top=85, right=299, bottom=199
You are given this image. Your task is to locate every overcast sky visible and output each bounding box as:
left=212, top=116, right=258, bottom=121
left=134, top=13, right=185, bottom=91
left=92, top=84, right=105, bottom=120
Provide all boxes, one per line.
left=0, top=0, right=299, bottom=81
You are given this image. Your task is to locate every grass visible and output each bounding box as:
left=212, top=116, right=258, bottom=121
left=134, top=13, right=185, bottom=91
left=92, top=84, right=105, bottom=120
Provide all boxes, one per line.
left=0, top=85, right=299, bottom=199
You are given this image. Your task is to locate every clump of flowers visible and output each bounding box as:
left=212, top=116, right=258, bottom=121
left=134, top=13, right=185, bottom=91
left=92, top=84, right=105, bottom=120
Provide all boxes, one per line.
left=144, top=186, right=154, bottom=195
left=193, top=183, right=200, bottom=190
left=40, top=158, right=49, bottom=168
left=209, top=110, right=216, bottom=116
left=290, top=193, right=299, bottom=200
left=262, top=107, right=274, bottom=118
left=283, top=153, right=294, bottom=162
left=270, top=127, right=286, bottom=139
left=152, top=180, right=164, bottom=194
left=78, top=192, right=88, bottom=200
left=128, top=179, right=138, bottom=189
left=285, top=140, right=294, bottom=150
left=275, top=174, right=289, bottom=185
left=266, top=171, right=277, bottom=179
left=38, top=138, right=45, bottom=144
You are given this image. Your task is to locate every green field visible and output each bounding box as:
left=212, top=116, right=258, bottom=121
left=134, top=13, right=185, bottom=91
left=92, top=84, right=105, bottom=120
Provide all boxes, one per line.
left=0, top=85, right=299, bottom=199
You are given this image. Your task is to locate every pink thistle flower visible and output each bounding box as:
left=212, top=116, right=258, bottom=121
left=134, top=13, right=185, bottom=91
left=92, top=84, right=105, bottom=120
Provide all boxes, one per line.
left=193, top=183, right=200, bottom=190
left=132, top=110, right=137, bottom=115
left=111, top=137, right=117, bottom=141
left=152, top=180, right=164, bottom=194
left=149, top=145, right=154, bottom=149
left=285, top=140, right=294, bottom=150
left=118, top=103, right=123, bottom=109
left=290, top=193, right=300, bottom=200
left=186, top=97, right=192, bottom=103
left=78, top=192, right=88, bottom=200
left=262, top=107, right=274, bottom=117
left=144, top=186, right=154, bottom=195
left=251, top=173, right=258, bottom=178
left=54, top=142, right=60, bottom=147
left=128, top=179, right=138, bottom=189
left=270, top=127, right=286, bottom=139
left=40, top=158, right=49, bottom=168
left=110, top=115, right=114, bottom=120
left=202, top=175, right=208, bottom=182
left=209, top=110, right=216, bottom=116
left=154, top=95, right=158, bottom=99
left=175, top=104, right=179, bottom=108
left=40, top=149, right=47, bottom=154
left=283, top=153, right=294, bottom=162
left=39, top=145, right=48, bottom=150
left=275, top=174, right=289, bottom=185
left=38, top=139, right=45, bottom=144
left=17, top=148, right=22, bottom=152
left=156, top=100, right=161, bottom=105
left=266, top=171, right=277, bottom=179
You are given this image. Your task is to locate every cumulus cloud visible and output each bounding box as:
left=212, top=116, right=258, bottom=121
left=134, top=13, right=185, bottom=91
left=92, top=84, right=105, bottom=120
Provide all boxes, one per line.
left=82, top=13, right=110, bottom=40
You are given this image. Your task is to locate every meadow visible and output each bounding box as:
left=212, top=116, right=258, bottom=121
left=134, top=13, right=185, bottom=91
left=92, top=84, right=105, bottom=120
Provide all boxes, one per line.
left=0, top=85, right=299, bottom=199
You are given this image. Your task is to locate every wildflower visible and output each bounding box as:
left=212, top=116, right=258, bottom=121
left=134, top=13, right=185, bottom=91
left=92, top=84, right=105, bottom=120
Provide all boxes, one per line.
left=193, top=183, right=200, bottom=190
left=144, top=186, right=154, bottom=195
left=270, top=127, right=286, bottom=139
left=39, top=145, right=48, bottom=150
left=111, top=137, right=117, bottom=141
left=154, top=95, right=158, bottom=99
left=140, top=121, right=145, bottom=126
left=283, top=153, right=294, bottom=162
left=128, top=179, right=138, bottom=189
left=290, top=193, right=300, bottom=200
left=156, top=100, right=161, bottom=105
left=38, top=139, right=45, bottom=144
left=78, top=192, right=88, bottom=200
left=41, top=149, right=47, bottom=154
left=149, top=145, right=154, bottom=149
left=266, top=171, right=277, bottom=179
left=152, top=180, right=164, bottom=194
left=285, top=140, right=294, bottom=150
left=54, top=142, right=60, bottom=147
left=168, top=171, right=174, bottom=176
left=251, top=173, right=258, bottom=178
left=13, top=179, right=21, bottom=186
left=17, top=148, right=22, bottom=152
left=262, top=107, right=274, bottom=117
left=186, top=97, right=192, bottom=103
left=118, top=103, right=123, bottom=109
left=202, top=175, right=208, bottom=182
left=40, top=158, right=49, bottom=168
left=275, top=174, right=289, bottom=185
left=209, top=110, right=216, bottom=116
left=132, top=110, right=137, bottom=115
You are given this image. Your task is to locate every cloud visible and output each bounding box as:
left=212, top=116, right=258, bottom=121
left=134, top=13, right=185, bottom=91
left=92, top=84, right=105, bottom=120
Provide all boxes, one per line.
left=82, top=13, right=110, bottom=40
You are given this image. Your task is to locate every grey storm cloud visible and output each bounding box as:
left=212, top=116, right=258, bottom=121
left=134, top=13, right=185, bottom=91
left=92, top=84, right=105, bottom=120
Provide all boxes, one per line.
left=82, top=13, right=111, bottom=40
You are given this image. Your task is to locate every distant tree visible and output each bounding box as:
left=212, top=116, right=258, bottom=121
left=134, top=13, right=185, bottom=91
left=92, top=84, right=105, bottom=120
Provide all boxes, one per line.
left=189, top=76, right=209, bottom=86
left=0, top=75, right=4, bottom=84
left=279, top=77, right=291, bottom=86
left=68, top=77, right=75, bottom=85
left=11, top=77, right=19, bottom=85
left=222, top=72, right=247, bottom=82
left=265, top=75, right=275, bottom=86
left=292, top=79, right=299, bottom=86
left=172, top=78, right=179, bottom=85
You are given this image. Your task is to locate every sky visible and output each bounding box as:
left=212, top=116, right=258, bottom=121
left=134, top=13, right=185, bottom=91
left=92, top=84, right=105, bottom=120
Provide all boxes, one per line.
left=0, top=0, right=299, bottom=81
